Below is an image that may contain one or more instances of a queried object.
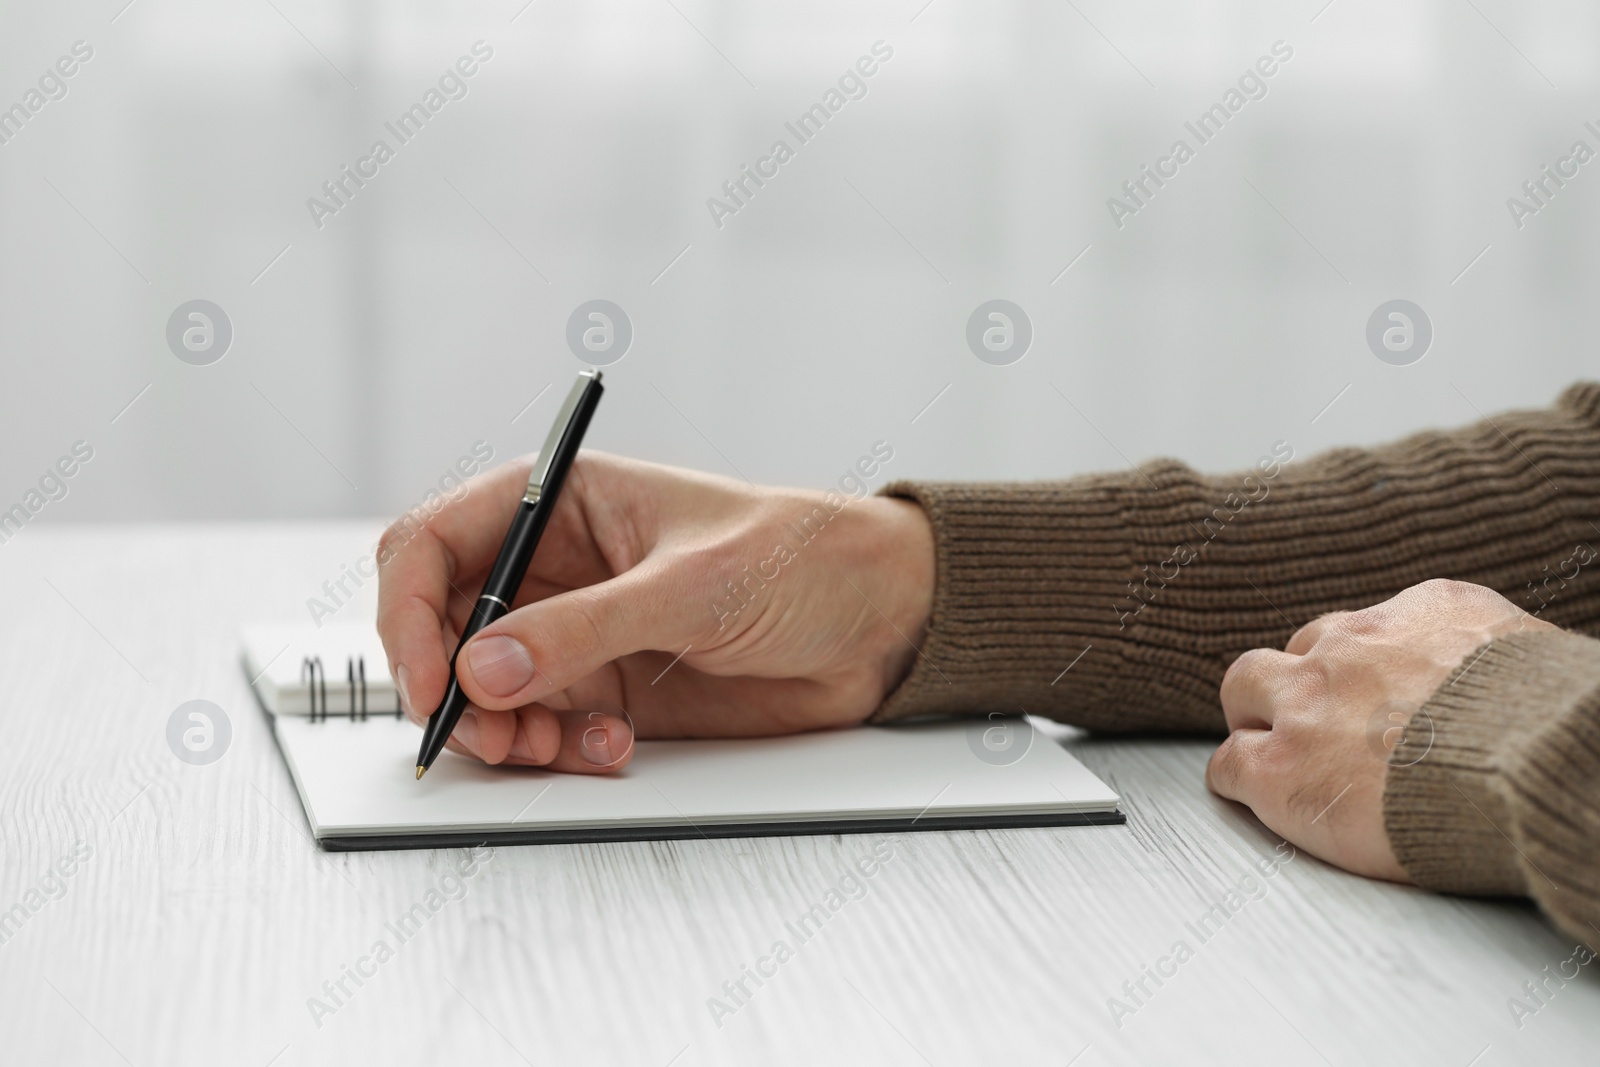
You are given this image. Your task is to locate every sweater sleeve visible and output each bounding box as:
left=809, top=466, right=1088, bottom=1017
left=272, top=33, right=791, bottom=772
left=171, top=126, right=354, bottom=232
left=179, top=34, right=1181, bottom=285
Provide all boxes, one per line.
left=1387, top=629, right=1600, bottom=945
left=871, top=380, right=1600, bottom=731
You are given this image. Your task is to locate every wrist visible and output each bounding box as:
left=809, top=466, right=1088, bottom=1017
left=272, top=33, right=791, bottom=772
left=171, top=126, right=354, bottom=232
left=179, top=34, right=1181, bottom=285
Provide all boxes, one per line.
left=867, top=496, right=935, bottom=694
left=1385, top=628, right=1600, bottom=896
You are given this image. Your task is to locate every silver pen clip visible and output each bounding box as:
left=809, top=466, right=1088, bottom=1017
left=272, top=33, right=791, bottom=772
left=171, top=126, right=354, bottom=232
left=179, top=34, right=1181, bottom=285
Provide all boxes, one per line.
left=525, top=370, right=601, bottom=504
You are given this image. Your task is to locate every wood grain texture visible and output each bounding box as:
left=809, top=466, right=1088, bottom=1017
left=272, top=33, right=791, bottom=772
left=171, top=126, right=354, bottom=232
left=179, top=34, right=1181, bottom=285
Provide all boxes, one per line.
left=2, top=524, right=1596, bottom=1066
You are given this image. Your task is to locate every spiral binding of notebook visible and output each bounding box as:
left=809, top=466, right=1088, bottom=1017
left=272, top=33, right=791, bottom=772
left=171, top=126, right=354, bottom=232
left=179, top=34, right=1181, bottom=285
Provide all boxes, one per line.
left=241, top=622, right=398, bottom=719
left=298, top=655, right=402, bottom=722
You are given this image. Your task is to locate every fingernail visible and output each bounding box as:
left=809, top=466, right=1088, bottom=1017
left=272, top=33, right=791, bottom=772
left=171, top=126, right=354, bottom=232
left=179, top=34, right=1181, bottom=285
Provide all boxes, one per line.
left=454, top=710, right=481, bottom=754
left=466, top=635, right=536, bottom=697
left=508, top=732, right=533, bottom=762
left=580, top=722, right=615, bottom=766
left=508, top=715, right=535, bottom=762
left=395, top=664, right=413, bottom=717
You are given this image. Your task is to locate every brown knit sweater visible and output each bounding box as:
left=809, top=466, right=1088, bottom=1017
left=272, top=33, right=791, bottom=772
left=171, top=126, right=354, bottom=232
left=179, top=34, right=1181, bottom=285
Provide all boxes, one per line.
left=875, top=382, right=1600, bottom=944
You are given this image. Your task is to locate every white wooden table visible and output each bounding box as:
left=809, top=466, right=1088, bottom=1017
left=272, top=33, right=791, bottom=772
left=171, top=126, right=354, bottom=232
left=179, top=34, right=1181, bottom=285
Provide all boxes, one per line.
left=3, top=525, right=1594, bottom=1066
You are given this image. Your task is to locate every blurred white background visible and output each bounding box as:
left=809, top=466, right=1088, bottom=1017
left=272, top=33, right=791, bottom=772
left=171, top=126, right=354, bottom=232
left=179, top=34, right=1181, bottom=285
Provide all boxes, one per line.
left=0, top=0, right=1595, bottom=523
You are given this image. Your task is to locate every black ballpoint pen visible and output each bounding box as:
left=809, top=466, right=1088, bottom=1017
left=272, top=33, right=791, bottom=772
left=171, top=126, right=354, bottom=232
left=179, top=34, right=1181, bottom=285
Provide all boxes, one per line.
left=414, top=369, right=605, bottom=778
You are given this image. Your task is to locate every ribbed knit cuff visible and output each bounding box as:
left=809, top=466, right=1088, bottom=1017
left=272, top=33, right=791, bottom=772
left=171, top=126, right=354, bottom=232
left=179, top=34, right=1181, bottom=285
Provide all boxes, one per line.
left=1385, top=629, right=1600, bottom=898
left=868, top=471, right=1232, bottom=733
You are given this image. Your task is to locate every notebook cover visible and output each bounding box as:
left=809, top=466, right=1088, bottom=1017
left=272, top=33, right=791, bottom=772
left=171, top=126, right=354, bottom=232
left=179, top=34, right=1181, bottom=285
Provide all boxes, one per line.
left=316, top=810, right=1126, bottom=852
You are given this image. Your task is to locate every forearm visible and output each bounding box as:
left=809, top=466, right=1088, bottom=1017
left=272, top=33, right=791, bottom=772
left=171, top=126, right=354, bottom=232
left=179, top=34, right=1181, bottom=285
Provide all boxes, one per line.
left=874, top=382, right=1600, bottom=732
left=1386, top=628, right=1600, bottom=945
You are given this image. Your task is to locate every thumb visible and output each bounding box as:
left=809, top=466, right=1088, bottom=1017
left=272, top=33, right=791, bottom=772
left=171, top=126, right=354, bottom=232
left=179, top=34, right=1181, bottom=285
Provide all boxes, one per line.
left=455, top=572, right=669, bottom=710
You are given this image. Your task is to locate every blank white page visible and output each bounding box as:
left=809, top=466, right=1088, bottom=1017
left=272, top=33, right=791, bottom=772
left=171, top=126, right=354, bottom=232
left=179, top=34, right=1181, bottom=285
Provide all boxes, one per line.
left=272, top=715, right=1120, bottom=841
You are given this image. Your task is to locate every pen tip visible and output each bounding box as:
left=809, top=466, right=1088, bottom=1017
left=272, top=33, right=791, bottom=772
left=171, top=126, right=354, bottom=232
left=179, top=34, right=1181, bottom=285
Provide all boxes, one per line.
left=415, top=766, right=427, bottom=780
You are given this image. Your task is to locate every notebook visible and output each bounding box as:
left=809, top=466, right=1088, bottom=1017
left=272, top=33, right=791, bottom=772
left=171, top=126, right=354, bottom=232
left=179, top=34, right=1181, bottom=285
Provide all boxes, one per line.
left=241, top=623, right=1123, bottom=851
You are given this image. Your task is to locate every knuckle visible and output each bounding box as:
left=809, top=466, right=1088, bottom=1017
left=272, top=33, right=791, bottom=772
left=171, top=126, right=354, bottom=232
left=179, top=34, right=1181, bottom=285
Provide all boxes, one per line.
left=1207, top=736, right=1239, bottom=787
left=1292, top=618, right=1320, bottom=641
left=1463, top=582, right=1515, bottom=614
left=377, top=516, right=439, bottom=569
left=1223, top=648, right=1274, bottom=689
left=1209, top=732, right=1278, bottom=797
left=1414, top=577, right=1478, bottom=605
left=1308, top=610, right=1346, bottom=634
left=376, top=518, right=412, bottom=562
left=1406, top=578, right=1513, bottom=623
left=1287, top=612, right=1336, bottom=652
left=1332, top=606, right=1383, bottom=639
